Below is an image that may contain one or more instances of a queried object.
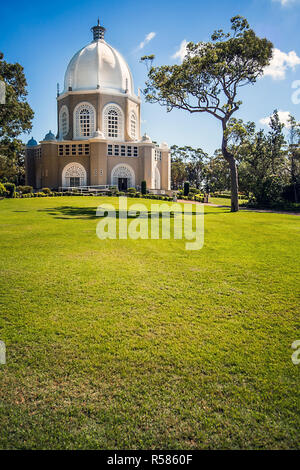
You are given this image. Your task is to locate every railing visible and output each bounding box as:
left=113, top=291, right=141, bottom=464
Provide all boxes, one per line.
left=59, top=185, right=117, bottom=195
left=148, top=189, right=166, bottom=195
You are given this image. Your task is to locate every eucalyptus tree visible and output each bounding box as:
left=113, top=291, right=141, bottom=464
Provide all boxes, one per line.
left=0, top=52, right=34, bottom=183
left=286, top=114, right=300, bottom=203
left=141, top=16, right=273, bottom=211
left=170, top=145, right=207, bottom=188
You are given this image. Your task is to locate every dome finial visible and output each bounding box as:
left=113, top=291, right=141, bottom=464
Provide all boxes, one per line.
left=91, top=19, right=106, bottom=41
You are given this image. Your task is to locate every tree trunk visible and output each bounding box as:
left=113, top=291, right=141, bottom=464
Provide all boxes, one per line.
left=293, top=182, right=298, bottom=204
left=222, top=126, right=239, bottom=212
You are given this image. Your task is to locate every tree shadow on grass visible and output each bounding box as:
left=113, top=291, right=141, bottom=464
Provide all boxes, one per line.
left=39, top=206, right=99, bottom=219
left=39, top=205, right=230, bottom=220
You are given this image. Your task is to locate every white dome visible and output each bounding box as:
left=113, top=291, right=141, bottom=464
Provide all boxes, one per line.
left=63, top=39, right=134, bottom=95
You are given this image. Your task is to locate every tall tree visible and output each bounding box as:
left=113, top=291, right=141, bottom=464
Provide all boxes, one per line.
left=287, top=114, right=300, bottom=203
left=204, top=150, right=231, bottom=193
left=141, top=16, right=273, bottom=211
left=236, top=111, right=286, bottom=205
left=170, top=145, right=207, bottom=189
left=170, top=145, right=187, bottom=188
left=0, top=52, right=34, bottom=183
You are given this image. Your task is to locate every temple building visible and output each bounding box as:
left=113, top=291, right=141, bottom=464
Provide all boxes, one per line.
left=25, top=20, right=171, bottom=192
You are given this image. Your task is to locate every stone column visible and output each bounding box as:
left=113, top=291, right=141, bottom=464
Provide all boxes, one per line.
left=89, top=140, right=108, bottom=185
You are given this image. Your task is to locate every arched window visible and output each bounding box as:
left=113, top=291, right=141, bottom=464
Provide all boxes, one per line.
left=59, top=105, right=69, bottom=139
left=62, top=162, right=87, bottom=187
left=103, top=104, right=124, bottom=140
left=74, top=102, right=96, bottom=139
left=130, top=111, right=137, bottom=140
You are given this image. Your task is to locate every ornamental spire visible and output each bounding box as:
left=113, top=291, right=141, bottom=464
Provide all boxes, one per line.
left=91, top=18, right=106, bottom=41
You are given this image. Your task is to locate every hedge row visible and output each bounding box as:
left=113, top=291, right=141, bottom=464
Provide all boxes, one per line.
left=0, top=186, right=174, bottom=202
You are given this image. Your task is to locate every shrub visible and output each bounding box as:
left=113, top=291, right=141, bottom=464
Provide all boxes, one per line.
left=141, top=180, right=147, bottom=195
left=17, top=185, right=33, bottom=194
left=0, top=182, right=7, bottom=197
left=189, top=187, right=199, bottom=195
left=41, top=187, right=52, bottom=195
left=282, top=182, right=300, bottom=203
left=184, top=182, right=190, bottom=196
left=4, top=183, right=16, bottom=198
left=127, top=187, right=136, bottom=194
left=253, top=175, right=285, bottom=207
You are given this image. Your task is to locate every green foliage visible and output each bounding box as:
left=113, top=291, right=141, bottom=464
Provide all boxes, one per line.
left=0, top=182, right=6, bottom=197
left=141, top=180, right=147, bottom=195
left=3, top=182, right=15, bottom=198
left=204, top=150, right=231, bottom=193
left=282, top=182, right=300, bottom=203
left=41, top=187, right=52, bottom=195
left=194, top=194, right=204, bottom=202
left=184, top=181, right=190, bottom=196
left=0, top=138, right=26, bottom=185
left=235, top=110, right=288, bottom=206
left=171, top=145, right=207, bottom=189
left=142, top=16, right=273, bottom=211
left=127, top=187, right=136, bottom=193
left=0, top=53, right=34, bottom=184
left=17, top=185, right=33, bottom=194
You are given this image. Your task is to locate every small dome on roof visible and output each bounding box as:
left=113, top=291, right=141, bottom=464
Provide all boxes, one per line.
left=141, top=133, right=152, bottom=143
left=26, top=137, right=38, bottom=147
left=43, top=130, right=56, bottom=141
left=160, top=142, right=169, bottom=149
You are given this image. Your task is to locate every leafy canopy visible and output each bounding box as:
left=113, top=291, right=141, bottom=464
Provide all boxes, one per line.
left=142, top=16, right=273, bottom=122
left=0, top=52, right=34, bottom=183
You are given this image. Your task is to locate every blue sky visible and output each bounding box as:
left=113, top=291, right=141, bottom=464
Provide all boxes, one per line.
left=1, top=0, right=300, bottom=154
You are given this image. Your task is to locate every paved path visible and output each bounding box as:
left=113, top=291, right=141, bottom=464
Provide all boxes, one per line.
left=177, top=199, right=300, bottom=216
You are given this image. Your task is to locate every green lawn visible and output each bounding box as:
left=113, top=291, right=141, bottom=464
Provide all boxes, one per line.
left=0, top=196, right=299, bottom=449
left=209, top=197, right=248, bottom=206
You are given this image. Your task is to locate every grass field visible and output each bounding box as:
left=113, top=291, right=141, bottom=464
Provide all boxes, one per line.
left=0, top=196, right=299, bottom=449
left=209, top=197, right=248, bottom=206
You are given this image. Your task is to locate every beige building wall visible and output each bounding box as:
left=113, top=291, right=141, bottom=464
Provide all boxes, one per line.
left=26, top=91, right=170, bottom=191
left=26, top=141, right=171, bottom=191
left=160, top=150, right=171, bottom=191
left=57, top=91, right=140, bottom=142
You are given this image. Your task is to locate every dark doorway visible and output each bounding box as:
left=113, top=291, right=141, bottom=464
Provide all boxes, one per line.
left=118, top=178, right=128, bottom=191
left=69, top=177, right=80, bottom=187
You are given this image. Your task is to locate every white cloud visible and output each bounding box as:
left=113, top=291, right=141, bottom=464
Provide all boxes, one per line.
left=272, top=0, right=298, bottom=6
left=172, top=40, right=188, bottom=62
left=138, top=32, right=156, bottom=50
left=260, top=110, right=294, bottom=127
left=264, top=48, right=300, bottom=80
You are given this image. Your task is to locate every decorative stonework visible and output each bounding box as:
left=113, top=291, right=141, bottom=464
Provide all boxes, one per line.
left=130, top=111, right=137, bottom=140
left=62, top=162, right=87, bottom=187
left=59, top=105, right=69, bottom=138
left=111, top=163, right=135, bottom=187
left=74, top=102, right=96, bottom=139
left=103, top=103, right=124, bottom=140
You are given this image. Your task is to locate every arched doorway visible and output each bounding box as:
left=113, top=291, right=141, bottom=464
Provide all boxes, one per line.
left=62, top=162, right=87, bottom=187
left=111, top=164, right=135, bottom=190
